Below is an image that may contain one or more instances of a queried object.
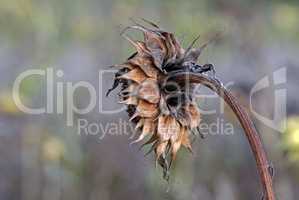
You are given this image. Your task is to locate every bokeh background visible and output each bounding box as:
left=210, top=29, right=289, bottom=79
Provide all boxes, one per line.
left=0, top=0, right=299, bottom=199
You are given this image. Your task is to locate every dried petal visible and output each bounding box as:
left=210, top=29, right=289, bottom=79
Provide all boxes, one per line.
left=142, top=29, right=167, bottom=69
left=138, top=78, right=160, bottom=103
left=111, top=63, right=135, bottom=70
left=128, top=56, right=159, bottom=78
left=159, top=95, right=170, bottom=115
left=156, top=141, right=168, bottom=162
left=140, top=18, right=160, bottom=29
left=118, top=67, right=148, bottom=84
left=187, top=103, right=201, bottom=128
left=131, top=118, right=155, bottom=144
left=170, top=127, right=185, bottom=166
left=140, top=132, right=159, bottom=148
left=136, top=99, right=159, bottom=118
left=135, top=118, right=144, bottom=130
left=181, top=129, right=193, bottom=153
left=119, top=82, right=138, bottom=97
left=119, top=96, right=138, bottom=105
left=157, top=115, right=180, bottom=141
left=122, top=34, right=151, bottom=56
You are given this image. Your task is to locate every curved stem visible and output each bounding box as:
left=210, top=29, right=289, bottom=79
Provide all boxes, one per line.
left=168, top=72, right=275, bottom=200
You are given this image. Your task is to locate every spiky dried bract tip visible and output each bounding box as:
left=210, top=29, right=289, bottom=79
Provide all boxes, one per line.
left=107, top=20, right=207, bottom=180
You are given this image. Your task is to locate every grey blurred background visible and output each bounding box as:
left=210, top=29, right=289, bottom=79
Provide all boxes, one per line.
left=0, top=0, right=299, bottom=199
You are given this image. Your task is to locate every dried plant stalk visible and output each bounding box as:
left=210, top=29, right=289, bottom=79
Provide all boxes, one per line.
left=107, top=20, right=275, bottom=199
left=170, top=71, right=275, bottom=200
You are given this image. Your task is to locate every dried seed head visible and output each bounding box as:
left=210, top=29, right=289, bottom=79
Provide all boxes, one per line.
left=107, top=20, right=213, bottom=180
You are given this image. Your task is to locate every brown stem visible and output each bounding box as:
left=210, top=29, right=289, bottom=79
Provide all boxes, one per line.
left=169, top=72, right=275, bottom=200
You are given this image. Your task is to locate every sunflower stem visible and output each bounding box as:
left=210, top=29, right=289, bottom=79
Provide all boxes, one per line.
left=169, top=72, right=275, bottom=200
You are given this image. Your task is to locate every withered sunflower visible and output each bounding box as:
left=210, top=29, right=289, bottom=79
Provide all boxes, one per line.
left=106, top=19, right=218, bottom=180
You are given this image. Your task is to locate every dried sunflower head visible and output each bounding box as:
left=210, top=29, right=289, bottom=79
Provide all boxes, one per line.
left=107, top=19, right=217, bottom=180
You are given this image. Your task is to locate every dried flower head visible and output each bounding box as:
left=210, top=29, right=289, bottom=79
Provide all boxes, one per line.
left=106, top=19, right=276, bottom=199
left=107, top=19, right=218, bottom=180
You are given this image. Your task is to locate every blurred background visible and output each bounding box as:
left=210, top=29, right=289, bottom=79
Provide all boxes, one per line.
left=0, top=0, right=299, bottom=199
